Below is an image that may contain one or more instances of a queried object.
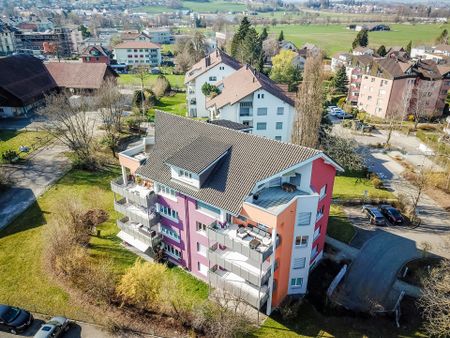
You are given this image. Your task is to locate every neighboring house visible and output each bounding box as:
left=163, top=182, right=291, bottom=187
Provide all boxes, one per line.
left=0, top=21, right=18, bottom=56
left=120, top=31, right=152, bottom=42
left=433, top=44, right=450, bottom=57
left=144, top=28, right=174, bottom=44
left=411, top=45, right=450, bottom=64
left=45, top=62, right=117, bottom=93
left=355, top=24, right=390, bottom=32
left=185, top=49, right=241, bottom=118
left=206, top=65, right=296, bottom=142
left=113, top=111, right=343, bottom=315
left=298, top=43, right=320, bottom=58
left=279, top=40, right=298, bottom=52
left=352, top=46, right=374, bottom=56
left=113, top=41, right=161, bottom=67
left=331, top=52, right=352, bottom=72
left=81, top=45, right=112, bottom=65
left=0, top=55, right=57, bottom=118
left=14, top=27, right=76, bottom=57
left=346, top=54, right=450, bottom=119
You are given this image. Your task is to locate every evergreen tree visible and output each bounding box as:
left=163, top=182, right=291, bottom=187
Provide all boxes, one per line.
left=278, top=30, right=284, bottom=42
left=377, top=45, right=387, bottom=57
left=260, top=27, right=268, bottom=41
left=436, top=29, right=448, bottom=45
left=352, top=29, right=368, bottom=49
left=230, top=17, right=251, bottom=57
left=406, top=40, right=412, bottom=56
left=331, top=65, right=348, bottom=94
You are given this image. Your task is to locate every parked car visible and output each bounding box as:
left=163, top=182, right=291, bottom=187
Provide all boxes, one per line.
left=362, top=205, right=386, bottom=226
left=34, top=316, right=71, bottom=338
left=334, top=110, right=353, bottom=119
left=379, top=205, right=404, bottom=225
left=327, top=106, right=338, bottom=115
left=0, top=304, right=33, bottom=334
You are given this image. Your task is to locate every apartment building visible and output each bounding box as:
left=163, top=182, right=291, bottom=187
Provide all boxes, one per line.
left=112, top=111, right=342, bottom=314
left=14, top=27, right=76, bottom=57
left=144, top=28, right=174, bottom=44
left=206, top=65, right=296, bottom=142
left=0, top=21, right=18, bottom=56
left=347, top=54, right=450, bottom=119
left=185, top=50, right=241, bottom=118
left=113, top=41, right=161, bottom=67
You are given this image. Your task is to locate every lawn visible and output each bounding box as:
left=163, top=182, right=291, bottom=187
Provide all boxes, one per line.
left=0, top=130, right=50, bottom=162
left=327, top=205, right=356, bottom=243
left=148, top=92, right=187, bottom=119
left=333, top=175, right=395, bottom=200
left=136, top=0, right=247, bottom=13
left=0, top=167, right=207, bottom=322
left=117, top=73, right=185, bottom=89
left=256, top=23, right=450, bottom=56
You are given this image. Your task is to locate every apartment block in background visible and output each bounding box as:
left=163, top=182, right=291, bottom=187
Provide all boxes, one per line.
left=113, top=41, right=161, bottom=67
left=112, top=111, right=343, bottom=314
left=185, top=49, right=241, bottom=118
left=206, top=65, right=296, bottom=142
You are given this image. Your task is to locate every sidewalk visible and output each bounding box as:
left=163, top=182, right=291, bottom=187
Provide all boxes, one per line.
left=0, top=142, right=71, bottom=229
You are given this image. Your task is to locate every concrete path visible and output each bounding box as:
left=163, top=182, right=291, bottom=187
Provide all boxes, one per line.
left=333, top=232, right=421, bottom=313
left=0, top=142, right=70, bottom=229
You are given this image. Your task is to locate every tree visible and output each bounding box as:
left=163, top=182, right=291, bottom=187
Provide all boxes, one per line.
left=278, top=30, right=284, bottom=42
left=320, top=133, right=364, bottom=172
left=384, top=84, right=411, bottom=147
left=174, top=32, right=207, bottom=73
left=116, top=259, right=167, bottom=311
left=230, top=17, right=251, bottom=58
left=292, top=53, right=324, bottom=148
left=96, top=80, right=125, bottom=157
left=153, top=75, right=171, bottom=98
left=377, top=45, right=387, bottom=57
left=260, top=27, right=268, bottom=41
left=230, top=17, right=264, bottom=71
left=406, top=40, right=412, bottom=56
left=78, top=25, right=91, bottom=38
left=39, top=93, right=95, bottom=168
left=418, top=260, right=450, bottom=338
left=410, top=79, right=434, bottom=130
left=352, top=29, right=368, bottom=49
left=436, top=29, right=448, bottom=45
left=201, top=82, right=220, bottom=97
left=330, top=65, right=348, bottom=94
left=270, top=50, right=301, bottom=87
left=133, top=65, right=150, bottom=115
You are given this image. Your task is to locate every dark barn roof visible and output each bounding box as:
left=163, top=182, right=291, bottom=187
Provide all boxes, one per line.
left=0, top=55, right=57, bottom=107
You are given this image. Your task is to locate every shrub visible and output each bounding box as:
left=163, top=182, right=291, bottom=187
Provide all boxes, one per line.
left=341, top=120, right=352, bottom=128
left=153, top=75, right=171, bottom=97
left=279, top=297, right=303, bottom=321
left=337, top=96, right=346, bottom=108
left=356, top=111, right=367, bottom=122
left=1, top=149, right=18, bottom=163
left=201, top=82, right=220, bottom=97
left=371, top=177, right=383, bottom=189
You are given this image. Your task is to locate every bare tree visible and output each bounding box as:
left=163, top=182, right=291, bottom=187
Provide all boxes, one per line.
left=133, top=65, right=150, bottom=115
left=39, top=93, right=96, bottom=167
left=409, top=79, right=434, bottom=130
left=418, top=259, right=450, bottom=338
left=292, top=52, right=324, bottom=148
left=385, top=81, right=412, bottom=147
left=96, top=80, right=126, bottom=157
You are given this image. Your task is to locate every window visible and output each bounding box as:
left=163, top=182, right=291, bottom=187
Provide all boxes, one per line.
left=157, top=184, right=177, bottom=199
left=316, top=205, right=324, bottom=221
left=290, top=277, right=303, bottom=288
left=257, top=93, right=265, bottom=99
left=292, top=257, right=306, bottom=269
left=371, top=77, right=375, bottom=82
left=197, top=242, right=207, bottom=257
left=209, top=76, right=217, bottom=81
left=127, top=49, right=132, bottom=52
left=314, top=226, right=321, bottom=240
left=196, top=201, right=221, bottom=216
left=275, top=136, right=282, bottom=141
left=198, top=262, right=208, bottom=275
left=276, top=122, right=283, bottom=130
left=256, top=122, right=267, bottom=130
left=311, top=245, right=318, bottom=258
left=295, top=235, right=308, bottom=247
left=297, top=212, right=311, bottom=226
left=159, top=205, right=178, bottom=220
left=196, top=221, right=207, bottom=233
left=257, top=107, right=267, bottom=116
left=178, top=169, right=192, bottom=179
left=277, top=107, right=284, bottom=115
left=163, top=243, right=181, bottom=258
left=161, top=226, right=180, bottom=241
left=319, top=184, right=327, bottom=200
left=219, top=66, right=224, bottom=70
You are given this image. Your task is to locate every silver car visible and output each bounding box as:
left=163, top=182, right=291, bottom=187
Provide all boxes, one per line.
left=34, top=317, right=70, bottom=338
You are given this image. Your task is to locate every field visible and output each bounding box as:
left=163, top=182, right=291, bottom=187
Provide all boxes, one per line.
left=136, top=0, right=247, bottom=14
left=0, top=130, right=49, bottom=162
left=327, top=205, right=356, bottom=243
left=148, top=92, right=186, bottom=119
left=117, top=73, right=185, bottom=89
left=0, top=168, right=207, bottom=321
left=257, top=23, right=450, bottom=56
left=333, top=175, right=395, bottom=200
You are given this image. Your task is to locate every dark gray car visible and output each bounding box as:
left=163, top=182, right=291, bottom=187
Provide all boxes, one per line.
left=34, top=317, right=71, bottom=338
left=0, top=304, right=33, bottom=334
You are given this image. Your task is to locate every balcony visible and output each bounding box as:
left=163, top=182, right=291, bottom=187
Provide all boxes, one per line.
left=117, top=216, right=161, bottom=251
left=208, top=246, right=271, bottom=286
left=209, top=266, right=269, bottom=309
left=114, top=198, right=160, bottom=228
left=111, top=177, right=156, bottom=208
left=207, top=222, right=279, bottom=264
left=250, top=185, right=310, bottom=214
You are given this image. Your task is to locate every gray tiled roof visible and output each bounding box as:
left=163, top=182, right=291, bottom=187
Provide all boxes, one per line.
left=165, top=136, right=231, bottom=174
left=136, top=111, right=324, bottom=214
left=208, top=119, right=251, bottom=131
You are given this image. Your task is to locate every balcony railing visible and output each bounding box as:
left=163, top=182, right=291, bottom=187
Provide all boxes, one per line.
left=114, top=198, right=160, bottom=228
left=111, top=177, right=156, bottom=208
left=207, top=222, right=279, bottom=264
left=208, top=247, right=271, bottom=287
left=209, top=266, right=269, bottom=309
left=117, top=216, right=161, bottom=249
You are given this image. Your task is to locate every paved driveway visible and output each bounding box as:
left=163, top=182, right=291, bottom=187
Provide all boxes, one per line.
left=333, top=231, right=421, bottom=313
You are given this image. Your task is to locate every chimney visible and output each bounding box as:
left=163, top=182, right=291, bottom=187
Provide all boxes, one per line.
left=246, top=63, right=249, bottom=70
left=205, top=55, right=211, bottom=67
left=143, top=136, right=155, bottom=154
left=253, top=77, right=255, bottom=83
left=216, top=49, right=219, bottom=57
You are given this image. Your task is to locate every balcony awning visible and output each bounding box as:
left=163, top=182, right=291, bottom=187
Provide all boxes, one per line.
left=117, top=230, right=150, bottom=253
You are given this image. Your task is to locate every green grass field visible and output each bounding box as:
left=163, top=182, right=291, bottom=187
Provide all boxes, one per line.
left=148, top=93, right=187, bottom=119
left=327, top=205, right=356, bottom=243
left=0, top=167, right=206, bottom=321
left=117, top=74, right=185, bottom=89
left=0, top=130, right=49, bottom=162
left=257, top=23, right=450, bottom=56
left=136, top=0, right=247, bottom=13
left=333, top=175, right=395, bottom=200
